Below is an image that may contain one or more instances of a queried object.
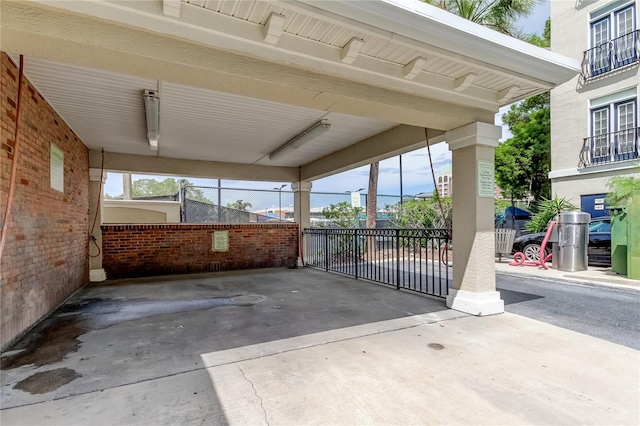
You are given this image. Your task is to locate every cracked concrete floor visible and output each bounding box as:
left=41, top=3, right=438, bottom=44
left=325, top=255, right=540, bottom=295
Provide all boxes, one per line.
left=1, top=268, right=638, bottom=425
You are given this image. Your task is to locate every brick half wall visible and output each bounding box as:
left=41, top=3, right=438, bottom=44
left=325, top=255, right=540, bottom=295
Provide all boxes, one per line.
left=102, top=223, right=299, bottom=279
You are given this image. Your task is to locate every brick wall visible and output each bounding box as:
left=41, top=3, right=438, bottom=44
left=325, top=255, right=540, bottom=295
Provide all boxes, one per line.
left=0, top=53, right=89, bottom=349
left=102, top=223, right=299, bottom=279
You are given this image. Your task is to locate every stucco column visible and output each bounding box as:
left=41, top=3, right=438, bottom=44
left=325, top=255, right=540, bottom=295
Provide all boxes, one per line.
left=292, top=181, right=312, bottom=267
left=89, top=168, right=107, bottom=282
left=445, top=122, right=503, bottom=316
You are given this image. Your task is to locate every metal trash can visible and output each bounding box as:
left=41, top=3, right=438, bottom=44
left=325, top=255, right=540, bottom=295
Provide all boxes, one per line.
left=556, top=211, right=590, bottom=272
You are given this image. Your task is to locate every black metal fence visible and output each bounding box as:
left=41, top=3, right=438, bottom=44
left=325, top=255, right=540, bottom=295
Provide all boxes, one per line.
left=581, top=30, right=639, bottom=80
left=304, top=228, right=452, bottom=298
left=579, top=128, right=639, bottom=168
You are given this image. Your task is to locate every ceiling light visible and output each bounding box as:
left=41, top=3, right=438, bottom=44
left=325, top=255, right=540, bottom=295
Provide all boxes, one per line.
left=269, top=119, right=331, bottom=161
left=143, top=89, right=160, bottom=151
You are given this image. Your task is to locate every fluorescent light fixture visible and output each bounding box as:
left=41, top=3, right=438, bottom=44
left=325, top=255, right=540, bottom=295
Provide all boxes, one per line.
left=143, top=89, right=160, bottom=151
left=269, top=119, right=331, bottom=161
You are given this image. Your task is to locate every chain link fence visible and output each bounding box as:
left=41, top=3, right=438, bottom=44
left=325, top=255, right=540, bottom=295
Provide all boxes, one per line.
left=178, top=185, right=402, bottom=227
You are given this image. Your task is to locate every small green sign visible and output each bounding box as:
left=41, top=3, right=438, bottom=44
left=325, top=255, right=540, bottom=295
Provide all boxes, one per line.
left=477, top=161, right=494, bottom=198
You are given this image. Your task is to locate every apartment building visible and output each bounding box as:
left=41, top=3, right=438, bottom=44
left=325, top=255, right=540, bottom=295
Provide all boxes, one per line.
left=550, top=0, right=639, bottom=217
left=437, top=164, right=453, bottom=197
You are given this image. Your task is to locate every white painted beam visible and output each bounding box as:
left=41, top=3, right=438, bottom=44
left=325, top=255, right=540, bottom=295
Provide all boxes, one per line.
left=162, top=0, right=180, bottom=18
left=340, top=38, right=365, bottom=64
left=89, top=150, right=299, bottom=182
left=263, top=13, right=286, bottom=45
left=300, top=125, right=445, bottom=181
left=403, top=57, right=426, bottom=80
left=453, top=73, right=477, bottom=92
left=496, top=86, right=519, bottom=103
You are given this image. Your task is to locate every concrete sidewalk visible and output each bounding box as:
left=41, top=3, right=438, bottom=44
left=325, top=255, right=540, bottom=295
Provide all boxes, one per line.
left=2, top=311, right=638, bottom=425
left=495, top=257, right=640, bottom=291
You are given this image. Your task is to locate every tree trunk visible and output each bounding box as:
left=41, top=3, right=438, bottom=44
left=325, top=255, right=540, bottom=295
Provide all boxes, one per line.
left=366, top=162, right=379, bottom=257
left=366, top=162, right=379, bottom=229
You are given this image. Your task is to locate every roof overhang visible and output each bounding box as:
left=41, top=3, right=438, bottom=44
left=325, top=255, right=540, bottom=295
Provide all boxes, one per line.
left=0, top=0, right=580, bottom=180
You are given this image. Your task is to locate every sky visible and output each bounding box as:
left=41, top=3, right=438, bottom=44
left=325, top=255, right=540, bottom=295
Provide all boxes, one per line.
left=103, top=1, right=550, bottom=203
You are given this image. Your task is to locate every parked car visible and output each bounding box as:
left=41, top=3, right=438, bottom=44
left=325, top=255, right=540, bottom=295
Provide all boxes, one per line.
left=511, top=217, right=611, bottom=267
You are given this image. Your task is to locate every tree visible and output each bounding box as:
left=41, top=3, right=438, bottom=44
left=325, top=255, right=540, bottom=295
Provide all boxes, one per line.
left=495, top=19, right=552, bottom=204
left=322, top=202, right=363, bottom=228
left=366, top=162, right=379, bottom=230
left=131, top=177, right=210, bottom=203
left=227, top=200, right=252, bottom=211
left=496, top=90, right=551, bottom=203
left=424, top=0, right=543, bottom=37
left=394, top=197, right=452, bottom=229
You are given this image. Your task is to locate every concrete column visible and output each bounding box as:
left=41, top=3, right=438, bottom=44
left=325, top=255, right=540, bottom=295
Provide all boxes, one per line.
left=89, top=168, right=107, bottom=282
left=445, top=122, right=503, bottom=316
left=291, top=181, right=312, bottom=267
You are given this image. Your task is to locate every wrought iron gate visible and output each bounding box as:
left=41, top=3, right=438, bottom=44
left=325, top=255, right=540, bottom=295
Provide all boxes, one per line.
left=304, top=228, right=452, bottom=298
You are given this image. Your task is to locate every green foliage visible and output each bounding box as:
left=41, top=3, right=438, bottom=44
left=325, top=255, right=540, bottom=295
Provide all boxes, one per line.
left=423, top=0, right=543, bottom=36
left=494, top=199, right=511, bottom=214
left=131, top=178, right=210, bottom=203
left=605, top=176, right=640, bottom=207
left=394, top=198, right=452, bottom=229
left=227, top=200, right=252, bottom=211
left=496, top=92, right=551, bottom=202
left=525, top=196, right=577, bottom=233
left=322, top=202, right=363, bottom=228
left=525, top=19, right=550, bottom=47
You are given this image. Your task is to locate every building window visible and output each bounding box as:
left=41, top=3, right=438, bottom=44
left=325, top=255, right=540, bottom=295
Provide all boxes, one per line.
left=443, top=176, right=448, bottom=183
left=587, top=98, right=638, bottom=164
left=586, top=3, right=638, bottom=78
left=438, top=176, right=442, bottom=183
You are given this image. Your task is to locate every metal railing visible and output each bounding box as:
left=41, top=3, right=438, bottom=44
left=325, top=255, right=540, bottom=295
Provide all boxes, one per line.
left=304, top=228, right=451, bottom=298
left=579, top=127, right=640, bottom=168
left=581, top=30, right=639, bottom=80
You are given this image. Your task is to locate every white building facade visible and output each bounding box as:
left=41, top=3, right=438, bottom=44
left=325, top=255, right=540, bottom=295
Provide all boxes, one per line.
left=550, top=0, right=639, bottom=216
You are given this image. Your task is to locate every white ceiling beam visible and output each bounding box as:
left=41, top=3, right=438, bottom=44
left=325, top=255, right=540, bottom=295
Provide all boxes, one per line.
left=89, top=150, right=299, bottom=182
left=340, top=38, right=365, bottom=64
left=300, top=125, right=444, bottom=181
left=496, top=85, right=519, bottom=103
left=402, top=57, right=426, bottom=80
left=453, top=73, right=477, bottom=92
left=162, top=0, right=180, bottom=18
left=263, top=13, right=286, bottom=45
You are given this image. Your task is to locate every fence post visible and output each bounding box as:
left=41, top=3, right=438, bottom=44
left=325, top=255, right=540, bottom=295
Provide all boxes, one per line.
left=354, top=230, right=359, bottom=279
left=324, top=230, right=329, bottom=272
left=396, top=229, right=400, bottom=289
left=181, top=185, right=187, bottom=222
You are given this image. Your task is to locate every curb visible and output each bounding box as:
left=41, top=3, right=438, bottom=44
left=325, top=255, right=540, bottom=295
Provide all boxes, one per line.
left=496, top=269, right=640, bottom=293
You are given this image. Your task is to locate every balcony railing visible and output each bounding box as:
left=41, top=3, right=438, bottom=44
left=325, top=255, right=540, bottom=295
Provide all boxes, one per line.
left=579, top=127, right=640, bottom=168
left=581, top=30, right=639, bottom=80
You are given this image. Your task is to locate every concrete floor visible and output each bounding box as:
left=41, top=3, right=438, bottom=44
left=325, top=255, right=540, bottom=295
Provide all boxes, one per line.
left=1, top=268, right=638, bottom=425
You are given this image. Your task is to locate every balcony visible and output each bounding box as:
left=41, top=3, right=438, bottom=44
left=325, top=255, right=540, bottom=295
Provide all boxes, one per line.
left=581, top=30, right=639, bottom=80
left=579, top=127, right=640, bottom=168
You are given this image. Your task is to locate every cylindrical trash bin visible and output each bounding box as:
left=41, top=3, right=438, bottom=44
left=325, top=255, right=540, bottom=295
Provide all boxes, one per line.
left=556, top=211, right=590, bottom=272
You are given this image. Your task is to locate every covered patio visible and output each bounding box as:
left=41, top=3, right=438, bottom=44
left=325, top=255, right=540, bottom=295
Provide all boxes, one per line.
left=1, top=0, right=579, bottom=351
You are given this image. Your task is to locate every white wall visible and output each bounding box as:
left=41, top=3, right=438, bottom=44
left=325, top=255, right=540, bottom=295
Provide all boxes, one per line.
left=103, top=200, right=181, bottom=223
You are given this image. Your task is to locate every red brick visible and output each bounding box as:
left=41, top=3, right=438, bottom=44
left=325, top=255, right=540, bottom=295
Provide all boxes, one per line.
left=0, top=52, right=89, bottom=350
